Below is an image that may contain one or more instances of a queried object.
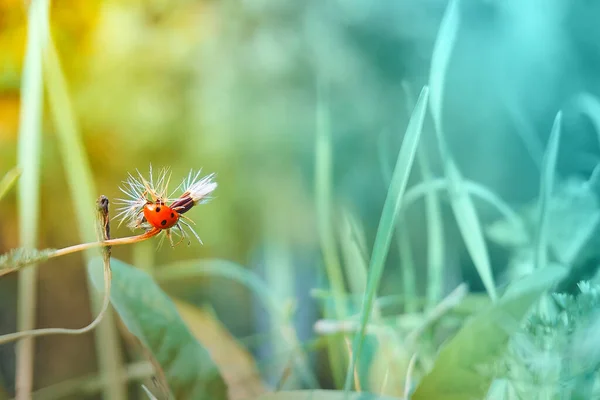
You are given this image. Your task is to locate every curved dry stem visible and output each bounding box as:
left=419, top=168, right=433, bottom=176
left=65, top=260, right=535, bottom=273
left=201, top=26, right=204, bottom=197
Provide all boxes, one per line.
left=48, top=228, right=161, bottom=259
left=0, top=229, right=161, bottom=279
left=0, top=253, right=112, bottom=346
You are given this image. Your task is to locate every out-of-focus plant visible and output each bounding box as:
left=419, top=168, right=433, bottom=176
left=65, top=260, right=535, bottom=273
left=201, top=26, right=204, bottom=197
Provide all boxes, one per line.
left=492, top=281, right=600, bottom=399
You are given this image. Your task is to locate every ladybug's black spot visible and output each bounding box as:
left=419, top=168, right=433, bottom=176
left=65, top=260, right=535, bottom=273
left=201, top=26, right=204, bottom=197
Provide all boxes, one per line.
left=156, top=207, right=161, bottom=212
left=171, top=213, right=175, bottom=218
left=161, top=220, right=167, bottom=226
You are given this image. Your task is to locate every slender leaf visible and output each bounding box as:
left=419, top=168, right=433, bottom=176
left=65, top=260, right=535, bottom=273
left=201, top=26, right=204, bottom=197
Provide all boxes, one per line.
left=377, top=129, right=424, bottom=312
left=412, top=266, right=567, bottom=400
left=445, top=160, right=497, bottom=300
left=15, top=0, right=49, bottom=395
left=89, top=258, right=227, bottom=400
left=339, top=208, right=368, bottom=297
left=402, top=80, right=445, bottom=309
left=315, top=80, right=347, bottom=318
left=428, top=0, right=459, bottom=135
left=315, top=80, right=348, bottom=386
left=417, top=148, right=445, bottom=309
left=0, top=167, right=22, bottom=201
left=174, top=299, right=268, bottom=400
left=428, top=0, right=497, bottom=300
left=534, top=112, right=563, bottom=270
left=345, top=86, right=429, bottom=391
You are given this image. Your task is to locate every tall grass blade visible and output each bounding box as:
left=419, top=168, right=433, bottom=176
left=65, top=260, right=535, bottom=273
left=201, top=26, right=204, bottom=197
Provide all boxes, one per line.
left=315, top=80, right=349, bottom=386
left=315, top=80, right=348, bottom=318
left=339, top=208, right=368, bottom=296
left=417, top=149, right=445, bottom=309
left=377, top=129, right=430, bottom=312
left=428, top=0, right=459, bottom=135
left=0, top=167, right=22, bottom=201
left=344, top=86, right=429, bottom=391
left=43, top=37, right=126, bottom=399
left=401, top=83, right=445, bottom=310
left=428, top=0, right=497, bottom=300
left=534, top=111, right=562, bottom=270
left=397, top=228, right=418, bottom=313
left=444, top=160, right=497, bottom=300
left=15, top=0, right=49, bottom=397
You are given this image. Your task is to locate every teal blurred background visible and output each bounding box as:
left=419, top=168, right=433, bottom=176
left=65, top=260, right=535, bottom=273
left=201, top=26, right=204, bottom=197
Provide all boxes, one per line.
left=2, top=0, right=600, bottom=397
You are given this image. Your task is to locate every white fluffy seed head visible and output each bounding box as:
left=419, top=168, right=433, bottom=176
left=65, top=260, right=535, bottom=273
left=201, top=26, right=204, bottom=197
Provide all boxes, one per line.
left=115, top=165, right=217, bottom=232
left=180, top=169, right=217, bottom=205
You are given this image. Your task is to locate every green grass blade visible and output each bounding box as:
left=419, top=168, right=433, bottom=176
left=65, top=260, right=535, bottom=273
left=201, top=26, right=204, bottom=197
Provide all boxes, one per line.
left=344, top=86, right=429, bottom=391
left=15, top=0, right=49, bottom=396
left=412, top=265, right=567, bottom=400
left=339, top=208, right=380, bottom=391
left=425, top=0, right=460, bottom=305
left=43, top=37, right=126, bottom=399
left=339, top=208, right=368, bottom=296
left=315, top=80, right=349, bottom=387
left=417, top=148, right=446, bottom=309
left=428, top=0, right=497, bottom=301
left=534, top=111, right=562, bottom=270
left=0, top=167, right=22, bottom=201
left=89, top=258, right=228, bottom=399
left=428, top=0, right=459, bottom=135
left=397, top=228, right=418, bottom=313
left=377, top=130, right=424, bottom=313
left=445, top=160, right=497, bottom=300
left=400, top=83, right=446, bottom=310
left=315, top=81, right=348, bottom=318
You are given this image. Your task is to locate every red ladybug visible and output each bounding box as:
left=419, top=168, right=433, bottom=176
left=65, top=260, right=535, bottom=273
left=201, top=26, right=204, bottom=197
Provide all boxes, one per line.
left=143, top=202, right=179, bottom=230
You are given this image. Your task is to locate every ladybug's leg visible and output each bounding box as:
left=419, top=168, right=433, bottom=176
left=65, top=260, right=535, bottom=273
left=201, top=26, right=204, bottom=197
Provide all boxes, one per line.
left=179, top=219, right=202, bottom=244
left=166, top=229, right=176, bottom=248
left=173, top=227, right=185, bottom=247
left=156, top=231, right=167, bottom=250
left=174, top=222, right=191, bottom=246
left=179, top=214, right=196, bottom=225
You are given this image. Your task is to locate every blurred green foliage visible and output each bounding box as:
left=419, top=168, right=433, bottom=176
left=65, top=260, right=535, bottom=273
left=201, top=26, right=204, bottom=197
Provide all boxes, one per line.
left=2, top=0, right=600, bottom=399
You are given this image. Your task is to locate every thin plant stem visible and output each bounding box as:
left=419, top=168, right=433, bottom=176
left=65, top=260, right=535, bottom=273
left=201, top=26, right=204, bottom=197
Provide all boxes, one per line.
left=0, top=229, right=162, bottom=278
left=0, top=204, right=160, bottom=346
left=0, top=257, right=111, bottom=345
left=0, top=197, right=146, bottom=346
left=48, top=229, right=161, bottom=259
